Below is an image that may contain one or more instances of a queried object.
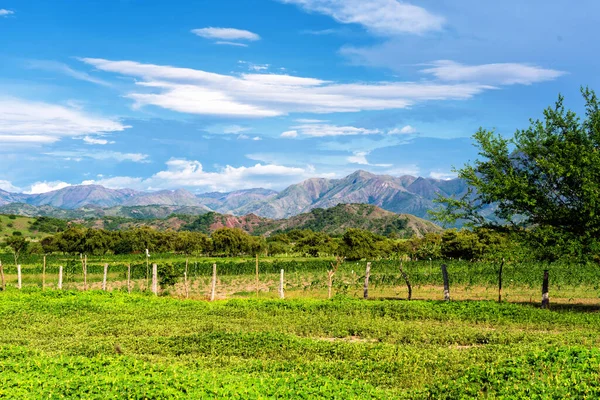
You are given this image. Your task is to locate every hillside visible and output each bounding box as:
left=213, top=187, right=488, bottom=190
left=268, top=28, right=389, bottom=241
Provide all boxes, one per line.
left=182, top=204, right=441, bottom=237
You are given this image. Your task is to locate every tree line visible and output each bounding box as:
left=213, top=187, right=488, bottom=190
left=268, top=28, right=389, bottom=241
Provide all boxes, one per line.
left=2, top=225, right=520, bottom=263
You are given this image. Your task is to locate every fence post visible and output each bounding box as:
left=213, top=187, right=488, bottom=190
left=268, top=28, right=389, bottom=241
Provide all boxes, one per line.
left=58, top=266, right=63, bottom=290
left=363, top=262, right=371, bottom=299
left=498, top=259, right=504, bottom=303
left=102, top=263, right=108, bottom=291
left=42, top=255, right=46, bottom=290
left=255, top=254, right=259, bottom=297
left=399, top=262, right=412, bottom=300
left=17, top=265, right=22, bottom=289
left=0, top=261, right=4, bottom=291
left=541, top=270, right=550, bottom=309
left=210, top=263, right=217, bottom=301
left=441, top=264, right=450, bottom=301
left=279, top=269, right=285, bottom=299
left=82, top=254, right=88, bottom=291
left=184, top=258, right=189, bottom=299
left=152, top=263, right=158, bottom=295
left=127, top=264, right=131, bottom=294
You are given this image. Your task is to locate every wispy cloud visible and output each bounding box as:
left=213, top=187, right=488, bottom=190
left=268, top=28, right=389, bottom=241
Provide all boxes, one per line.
left=192, top=27, right=260, bottom=47
left=279, top=0, right=444, bottom=35
left=0, top=97, right=128, bottom=145
left=223, top=125, right=251, bottom=134
left=420, top=60, right=566, bottom=85
left=389, top=125, right=416, bottom=134
left=80, top=58, right=493, bottom=117
left=82, top=136, right=115, bottom=145
left=429, top=171, right=457, bottom=180
left=27, top=60, right=113, bottom=87
left=347, top=151, right=392, bottom=167
left=0, top=180, right=20, bottom=192
left=0, top=9, right=14, bottom=17
left=45, top=150, right=149, bottom=163
left=289, top=123, right=381, bottom=137
left=281, top=130, right=298, bottom=138
left=215, top=41, right=249, bottom=47
left=82, top=158, right=334, bottom=191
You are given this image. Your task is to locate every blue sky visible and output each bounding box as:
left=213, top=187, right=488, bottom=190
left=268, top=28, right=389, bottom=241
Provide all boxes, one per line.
left=0, top=0, right=598, bottom=194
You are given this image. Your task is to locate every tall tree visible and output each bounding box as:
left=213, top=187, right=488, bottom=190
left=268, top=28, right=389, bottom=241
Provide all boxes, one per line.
left=432, top=88, right=600, bottom=260
left=4, top=235, right=29, bottom=267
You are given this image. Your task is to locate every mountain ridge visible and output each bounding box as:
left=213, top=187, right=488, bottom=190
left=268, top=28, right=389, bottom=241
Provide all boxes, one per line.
left=0, top=170, right=469, bottom=221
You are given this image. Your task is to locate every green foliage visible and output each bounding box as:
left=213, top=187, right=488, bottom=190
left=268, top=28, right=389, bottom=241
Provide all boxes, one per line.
left=29, top=216, right=68, bottom=233
left=182, top=212, right=217, bottom=234
left=433, top=88, right=600, bottom=261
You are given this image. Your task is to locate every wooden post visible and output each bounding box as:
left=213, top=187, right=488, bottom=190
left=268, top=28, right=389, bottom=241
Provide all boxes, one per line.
left=255, top=254, right=259, bottom=297
left=399, top=262, right=412, bottom=300
left=58, top=266, right=63, bottom=290
left=279, top=269, right=285, bottom=299
left=541, top=269, right=550, bottom=309
left=146, top=249, right=150, bottom=291
left=441, top=264, right=450, bottom=301
left=327, top=257, right=343, bottom=299
left=127, top=264, right=131, bottom=294
left=151, top=263, right=158, bottom=295
left=82, top=254, right=88, bottom=291
left=17, top=265, right=22, bottom=289
left=210, top=263, right=217, bottom=301
left=102, top=263, right=108, bottom=291
left=184, top=258, right=189, bottom=299
left=42, top=255, right=46, bottom=290
left=498, top=259, right=504, bottom=303
left=363, top=262, right=371, bottom=299
left=0, top=261, right=4, bottom=291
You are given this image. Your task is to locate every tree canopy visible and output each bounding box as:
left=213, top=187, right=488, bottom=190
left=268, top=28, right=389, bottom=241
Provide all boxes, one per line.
left=432, top=88, right=600, bottom=260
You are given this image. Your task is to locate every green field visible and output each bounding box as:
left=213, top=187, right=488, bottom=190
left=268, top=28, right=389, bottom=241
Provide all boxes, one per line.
left=1, top=290, right=600, bottom=398
left=0, top=214, right=47, bottom=240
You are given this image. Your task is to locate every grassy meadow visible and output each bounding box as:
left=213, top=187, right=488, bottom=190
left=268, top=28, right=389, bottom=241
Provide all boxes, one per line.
left=1, top=290, right=600, bottom=398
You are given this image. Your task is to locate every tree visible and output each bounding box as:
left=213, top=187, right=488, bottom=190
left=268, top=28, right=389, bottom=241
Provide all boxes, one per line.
left=432, top=88, right=600, bottom=260
left=338, top=228, right=380, bottom=260
left=4, top=234, right=29, bottom=267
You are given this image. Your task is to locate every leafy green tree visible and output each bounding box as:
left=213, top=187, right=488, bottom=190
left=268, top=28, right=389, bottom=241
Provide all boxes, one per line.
left=211, top=227, right=249, bottom=256
left=338, top=228, right=380, bottom=260
left=4, top=234, right=29, bottom=267
left=295, top=230, right=336, bottom=257
left=432, top=88, right=600, bottom=261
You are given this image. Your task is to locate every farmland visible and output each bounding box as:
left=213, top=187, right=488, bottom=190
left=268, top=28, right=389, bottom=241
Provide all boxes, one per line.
left=1, top=290, right=600, bottom=398
left=1, top=253, right=600, bottom=397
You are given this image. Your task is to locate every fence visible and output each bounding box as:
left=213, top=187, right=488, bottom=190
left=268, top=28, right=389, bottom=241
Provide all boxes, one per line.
left=1, top=254, right=599, bottom=305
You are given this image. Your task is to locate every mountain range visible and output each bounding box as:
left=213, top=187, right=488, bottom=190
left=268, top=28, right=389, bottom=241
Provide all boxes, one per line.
left=0, top=170, right=470, bottom=221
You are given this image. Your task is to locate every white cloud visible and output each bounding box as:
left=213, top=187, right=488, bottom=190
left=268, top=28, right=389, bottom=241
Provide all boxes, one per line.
left=0, top=9, right=14, bottom=17
left=0, top=97, right=128, bottom=145
left=420, top=60, right=566, bottom=85
left=252, top=136, right=262, bottom=141
left=27, top=60, right=113, bottom=87
left=384, top=165, right=421, bottom=176
left=0, top=180, right=20, bottom=192
left=281, top=130, right=298, bottom=138
left=389, top=125, right=416, bottom=134
left=238, top=61, right=270, bottom=71
left=291, top=123, right=380, bottom=137
left=192, top=27, right=261, bottom=41
left=223, top=125, right=251, bottom=134
left=215, top=41, right=249, bottom=47
left=79, top=58, right=494, bottom=117
left=45, top=150, right=149, bottom=163
left=82, top=136, right=115, bottom=145
left=347, top=151, right=392, bottom=167
left=429, top=171, right=457, bottom=180
left=279, top=0, right=444, bottom=35
left=83, top=159, right=333, bottom=191
left=25, top=181, right=71, bottom=195
left=295, top=118, right=327, bottom=123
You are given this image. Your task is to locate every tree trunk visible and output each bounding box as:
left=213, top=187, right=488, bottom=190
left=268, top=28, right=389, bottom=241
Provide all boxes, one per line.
left=441, top=264, right=450, bottom=301
left=399, top=262, right=412, bottom=300
left=541, top=269, right=550, bottom=309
